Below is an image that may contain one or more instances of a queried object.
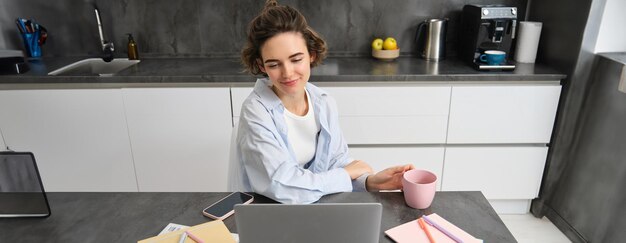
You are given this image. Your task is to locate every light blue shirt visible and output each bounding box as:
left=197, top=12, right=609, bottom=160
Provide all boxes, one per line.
left=236, top=78, right=367, bottom=204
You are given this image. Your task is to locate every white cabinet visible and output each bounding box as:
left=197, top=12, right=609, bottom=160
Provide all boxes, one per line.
left=447, top=85, right=561, bottom=144
left=0, top=87, right=232, bottom=192
left=3, top=81, right=562, bottom=201
left=442, top=146, right=548, bottom=199
left=231, top=87, right=253, bottom=120
left=231, top=83, right=561, bottom=212
left=323, top=86, right=451, bottom=144
left=442, top=84, right=561, bottom=213
left=123, top=88, right=232, bottom=192
left=0, top=128, right=6, bottom=150
left=349, top=146, right=445, bottom=190
left=0, top=89, right=137, bottom=191
left=325, top=86, right=450, bottom=191
left=233, top=85, right=452, bottom=144
left=231, top=85, right=450, bottom=190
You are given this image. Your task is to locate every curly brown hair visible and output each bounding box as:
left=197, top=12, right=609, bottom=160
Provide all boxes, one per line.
left=241, top=0, right=327, bottom=75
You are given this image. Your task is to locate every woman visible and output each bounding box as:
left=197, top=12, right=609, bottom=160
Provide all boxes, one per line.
left=237, top=0, right=413, bottom=204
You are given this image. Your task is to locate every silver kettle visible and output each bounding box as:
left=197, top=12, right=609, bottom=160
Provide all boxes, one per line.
left=415, top=18, right=448, bottom=61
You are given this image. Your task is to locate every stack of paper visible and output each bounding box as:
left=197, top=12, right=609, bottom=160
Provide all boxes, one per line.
left=157, top=223, right=189, bottom=235
left=385, top=213, right=481, bottom=243
left=138, top=221, right=236, bottom=243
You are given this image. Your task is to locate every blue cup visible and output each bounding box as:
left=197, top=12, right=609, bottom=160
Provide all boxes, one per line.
left=479, top=50, right=506, bottom=65
left=21, top=32, right=41, bottom=58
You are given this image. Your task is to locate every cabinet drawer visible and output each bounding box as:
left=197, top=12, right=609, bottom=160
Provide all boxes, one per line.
left=233, top=86, right=452, bottom=117
left=233, top=85, right=451, bottom=144
left=0, top=89, right=137, bottom=191
left=0, top=129, right=5, bottom=149
left=441, top=146, right=547, bottom=199
left=447, top=85, right=561, bottom=144
left=123, top=88, right=232, bottom=191
left=340, top=116, right=448, bottom=144
left=349, top=146, right=445, bottom=190
left=323, top=86, right=451, bottom=116
left=327, top=86, right=451, bottom=144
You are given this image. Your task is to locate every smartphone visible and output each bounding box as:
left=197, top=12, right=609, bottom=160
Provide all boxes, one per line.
left=202, top=192, right=254, bottom=220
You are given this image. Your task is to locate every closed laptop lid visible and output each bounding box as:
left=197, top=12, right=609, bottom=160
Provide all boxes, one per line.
left=235, top=203, right=382, bottom=243
left=0, top=152, right=51, bottom=217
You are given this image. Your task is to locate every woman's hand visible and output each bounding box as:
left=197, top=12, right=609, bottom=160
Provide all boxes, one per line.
left=366, top=164, right=414, bottom=191
left=343, top=160, right=374, bottom=180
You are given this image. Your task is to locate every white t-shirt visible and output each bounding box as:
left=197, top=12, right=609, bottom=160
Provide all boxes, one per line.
left=283, top=89, right=321, bottom=166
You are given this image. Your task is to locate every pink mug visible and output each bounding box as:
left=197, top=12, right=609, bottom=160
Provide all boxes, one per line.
left=402, top=169, right=437, bottom=209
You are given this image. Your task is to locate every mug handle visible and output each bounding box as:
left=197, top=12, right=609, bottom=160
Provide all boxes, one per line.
left=479, top=54, right=487, bottom=62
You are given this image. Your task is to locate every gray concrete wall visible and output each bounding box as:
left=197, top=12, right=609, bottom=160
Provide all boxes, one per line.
left=0, top=0, right=526, bottom=58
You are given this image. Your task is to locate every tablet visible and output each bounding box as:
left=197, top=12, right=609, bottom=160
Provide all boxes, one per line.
left=0, top=152, right=51, bottom=217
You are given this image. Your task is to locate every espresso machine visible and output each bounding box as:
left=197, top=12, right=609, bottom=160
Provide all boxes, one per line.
left=459, top=5, right=517, bottom=70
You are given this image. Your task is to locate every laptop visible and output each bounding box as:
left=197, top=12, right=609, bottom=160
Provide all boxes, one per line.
left=0, top=152, right=51, bottom=217
left=235, top=203, right=382, bottom=243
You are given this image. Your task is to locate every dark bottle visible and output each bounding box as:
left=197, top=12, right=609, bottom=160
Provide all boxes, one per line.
left=127, top=33, right=139, bottom=60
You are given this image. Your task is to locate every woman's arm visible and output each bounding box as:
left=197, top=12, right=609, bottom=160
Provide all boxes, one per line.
left=321, top=94, right=374, bottom=191
left=365, top=164, right=415, bottom=191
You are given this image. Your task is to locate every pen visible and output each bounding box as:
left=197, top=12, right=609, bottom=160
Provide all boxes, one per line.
left=16, top=18, right=27, bottom=33
left=418, top=218, right=436, bottom=243
left=28, top=19, right=35, bottom=33
left=423, top=215, right=464, bottom=243
left=185, top=230, right=205, bottom=243
left=15, top=21, right=24, bottom=34
left=178, top=231, right=187, bottom=243
left=22, top=19, right=32, bottom=33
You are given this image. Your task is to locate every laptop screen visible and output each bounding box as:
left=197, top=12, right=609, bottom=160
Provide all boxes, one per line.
left=235, top=203, right=382, bottom=243
left=0, top=152, right=51, bottom=217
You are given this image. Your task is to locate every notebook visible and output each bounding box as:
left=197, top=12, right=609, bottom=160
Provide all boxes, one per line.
left=0, top=152, right=51, bottom=217
left=235, top=203, right=382, bottom=243
left=155, top=222, right=239, bottom=241
left=138, top=220, right=235, bottom=243
left=385, top=213, right=482, bottom=243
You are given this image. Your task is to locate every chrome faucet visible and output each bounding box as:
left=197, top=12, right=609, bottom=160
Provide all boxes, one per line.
left=94, top=6, right=114, bottom=62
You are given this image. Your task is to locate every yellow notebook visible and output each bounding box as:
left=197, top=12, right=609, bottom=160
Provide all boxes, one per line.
left=138, top=220, right=235, bottom=243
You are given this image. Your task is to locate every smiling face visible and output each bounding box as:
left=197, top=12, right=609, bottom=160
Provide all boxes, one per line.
left=258, top=31, right=316, bottom=100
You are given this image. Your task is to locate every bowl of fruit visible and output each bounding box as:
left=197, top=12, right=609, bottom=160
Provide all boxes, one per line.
left=372, top=37, right=399, bottom=61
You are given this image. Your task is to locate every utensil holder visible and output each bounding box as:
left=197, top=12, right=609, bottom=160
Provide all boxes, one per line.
left=21, top=32, right=41, bottom=58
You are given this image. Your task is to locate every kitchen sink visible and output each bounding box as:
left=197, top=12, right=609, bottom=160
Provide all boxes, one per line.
left=48, top=58, right=140, bottom=76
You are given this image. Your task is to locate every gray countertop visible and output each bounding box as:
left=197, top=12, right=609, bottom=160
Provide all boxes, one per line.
left=0, top=191, right=516, bottom=242
left=1, top=56, right=566, bottom=87
left=599, top=52, right=626, bottom=65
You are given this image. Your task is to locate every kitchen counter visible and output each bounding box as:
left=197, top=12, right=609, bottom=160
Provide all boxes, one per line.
left=600, top=52, right=626, bottom=64
left=0, top=56, right=566, bottom=88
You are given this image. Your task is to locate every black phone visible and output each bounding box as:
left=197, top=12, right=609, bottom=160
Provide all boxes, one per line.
left=202, top=192, right=254, bottom=220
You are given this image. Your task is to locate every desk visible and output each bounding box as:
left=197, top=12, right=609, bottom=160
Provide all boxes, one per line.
left=0, top=191, right=515, bottom=242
